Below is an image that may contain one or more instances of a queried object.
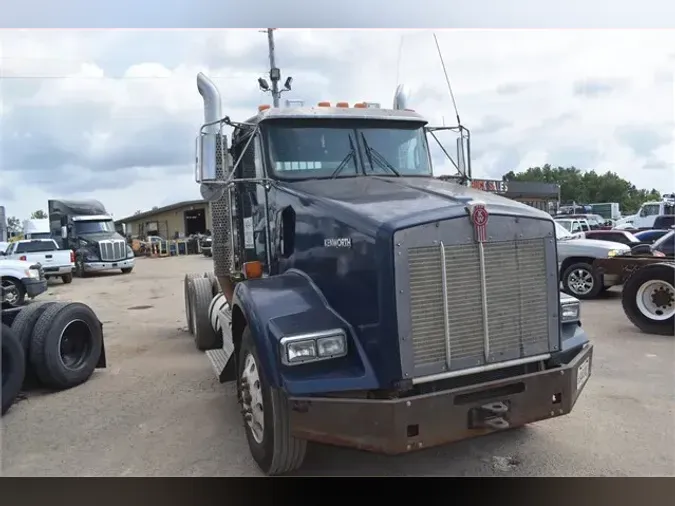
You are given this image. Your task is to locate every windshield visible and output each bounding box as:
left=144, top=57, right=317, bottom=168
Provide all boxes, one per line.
left=555, top=222, right=573, bottom=239
left=74, top=220, right=115, bottom=234
left=264, top=120, right=432, bottom=180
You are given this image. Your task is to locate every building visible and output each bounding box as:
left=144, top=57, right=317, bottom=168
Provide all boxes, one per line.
left=115, top=199, right=212, bottom=239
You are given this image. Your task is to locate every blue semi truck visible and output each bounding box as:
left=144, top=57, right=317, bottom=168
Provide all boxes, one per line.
left=183, top=73, right=593, bottom=476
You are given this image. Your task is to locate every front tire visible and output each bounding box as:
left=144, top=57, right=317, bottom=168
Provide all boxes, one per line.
left=121, top=268, right=133, bottom=274
left=562, top=262, right=603, bottom=300
left=622, top=264, right=675, bottom=336
left=238, top=327, right=306, bottom=475
left=1, top=277, right=26, bottom=309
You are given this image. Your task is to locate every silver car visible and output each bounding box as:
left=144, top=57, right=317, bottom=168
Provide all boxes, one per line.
left=555, top=222, right=631, bottom=299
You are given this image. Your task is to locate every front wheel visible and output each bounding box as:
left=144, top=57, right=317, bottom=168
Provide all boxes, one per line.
left=121, top=268, right=133, bottom=274
left=562, top=262, right=603, bottom=300
left=1, top=277, right=26, bottom=309
left=238, top=327, right=306, bottom=475
left=74, top=259, right=88, bottom=278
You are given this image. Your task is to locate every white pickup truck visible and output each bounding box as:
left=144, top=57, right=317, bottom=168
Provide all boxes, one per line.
left=2, top=239, right=75, bottom=284
left=0, top=259, right=48, bottom=308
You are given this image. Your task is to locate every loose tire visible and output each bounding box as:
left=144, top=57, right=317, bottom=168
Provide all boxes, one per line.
left=184, top=273, right=202, bottom=334
left=1, top=324, right=26, bottom=416
left=10, top=301, right=59, bottom=355
left=562, top=262, right=603, bottom=300
left=189, top=277, right=220, bottom=351
left=204, top=272, right=220, bottom=297
left=62, top=273, right=73, bottom=284
left=238, top=327, right=306, bottom=475
left=622, top=264, right=675, bottom=336
left=1, top=277, right=26, bottom=309
left=121, top=268, right=133, bottom=274
left=29, top=302, right=103, bottom=390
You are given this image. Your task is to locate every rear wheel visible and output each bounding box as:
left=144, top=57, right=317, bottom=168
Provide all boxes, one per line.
left=189, top=277, right=220, bottom=351
left=62, top=273, right=73, bottom=284
left=238, top=327, right=306, bottom=475
left=562, top=262, right=603, bottom=300
left=184, top=273, right=202, bottom=334
left=622, top=264, right=675, bottom=336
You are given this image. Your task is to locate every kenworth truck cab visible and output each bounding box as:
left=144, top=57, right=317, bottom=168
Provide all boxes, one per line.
left=191, top=73, right=593, bottom=475
left=49, top=199, right=135, bottom=276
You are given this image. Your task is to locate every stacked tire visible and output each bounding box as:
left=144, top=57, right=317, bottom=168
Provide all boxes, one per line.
left=184, top=272, right=225, bottom=351
left=1, top=301, right=104, bottom=416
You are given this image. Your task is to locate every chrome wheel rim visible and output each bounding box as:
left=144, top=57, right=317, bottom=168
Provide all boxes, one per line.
left=241, top=352, right=264, bottom=444
left=636, top=279, right=675, bottom=321
left=1, top=280, right=18, bottom=305
left=568, top=269, right=594, bottom=295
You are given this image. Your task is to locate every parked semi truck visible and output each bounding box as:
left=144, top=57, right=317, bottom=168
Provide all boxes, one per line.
left=185, top=72, right=593, bottom=475
left=48, top=199, right=135, bottom=276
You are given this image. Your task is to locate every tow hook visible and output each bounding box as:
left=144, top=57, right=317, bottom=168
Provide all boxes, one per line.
left=470, top=401, right=511, bottom=430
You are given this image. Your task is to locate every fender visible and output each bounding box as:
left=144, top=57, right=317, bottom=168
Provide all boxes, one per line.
left=231, top=268, right=379, bottom=396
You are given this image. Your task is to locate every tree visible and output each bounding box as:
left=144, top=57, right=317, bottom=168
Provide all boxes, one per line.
left=502, top=165, right=661, bottom=215
left=30, top=210, right=47, bottom=219
left=7, top=216, right=21, bottom=233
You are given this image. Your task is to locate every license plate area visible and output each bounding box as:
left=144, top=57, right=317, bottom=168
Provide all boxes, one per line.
left=112, top=263, right=118, bottom=267
left=576, top=357, right=590, bottom=391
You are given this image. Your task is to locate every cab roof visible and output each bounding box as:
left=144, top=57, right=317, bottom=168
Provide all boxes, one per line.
left=244, top=106, right=428, bottom=126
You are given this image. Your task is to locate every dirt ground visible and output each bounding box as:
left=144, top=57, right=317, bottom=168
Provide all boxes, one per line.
left=1, top=255, right=673, bottom=476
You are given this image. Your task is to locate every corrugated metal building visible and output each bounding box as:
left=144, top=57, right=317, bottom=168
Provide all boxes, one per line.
left=115, top=199, right=212, bottom=239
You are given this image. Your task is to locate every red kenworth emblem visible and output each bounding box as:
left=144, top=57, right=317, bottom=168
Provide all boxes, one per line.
left=469, top=202, right=489, bottom=242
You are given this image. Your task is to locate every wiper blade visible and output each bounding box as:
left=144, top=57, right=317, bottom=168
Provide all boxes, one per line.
left=360, top=133, right=400, bottom=176
left=331, top=134, right=356, bottom=179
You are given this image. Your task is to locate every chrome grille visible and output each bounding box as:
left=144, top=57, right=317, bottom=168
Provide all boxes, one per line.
left=98, top=240, right=126, bottom=262
left=406, top=238, right=551, bottom=373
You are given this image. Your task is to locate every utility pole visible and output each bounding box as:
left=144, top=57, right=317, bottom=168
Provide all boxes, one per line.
left=266, top=28, right=281, bottom=107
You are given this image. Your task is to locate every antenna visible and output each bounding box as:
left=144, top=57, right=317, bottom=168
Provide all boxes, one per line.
left=432, top=33, right=461, bottom=127
left=257, top=28, right=293, bottom=107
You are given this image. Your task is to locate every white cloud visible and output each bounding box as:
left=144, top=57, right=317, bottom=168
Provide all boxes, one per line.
left=1, top=28, right=674, bottom=222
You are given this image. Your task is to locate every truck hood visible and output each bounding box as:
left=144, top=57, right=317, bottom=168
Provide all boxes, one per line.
left=558, top=237, right=631, bottom=254
left=282, top=176, right=551, bottom=234
left=0, top=258, right=36, bottom=269
left=77, top=232, right=125, bottom=244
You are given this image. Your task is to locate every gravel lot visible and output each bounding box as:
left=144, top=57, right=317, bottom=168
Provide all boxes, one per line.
left=1, top=255, right=673, bottom=476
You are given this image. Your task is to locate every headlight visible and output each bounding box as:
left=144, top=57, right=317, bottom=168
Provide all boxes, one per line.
left=25, top=268, right=40, bottom=279
left=607, top=248, right=629, bottom=257
left=126, top=245, right=134, bottom=258
left=561, top=301, right=580, bottom=323
left=280, top=330, right=348, bottom=366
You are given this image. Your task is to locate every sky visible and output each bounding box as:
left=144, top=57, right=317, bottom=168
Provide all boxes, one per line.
left=0, top=28, right=674, bottom=221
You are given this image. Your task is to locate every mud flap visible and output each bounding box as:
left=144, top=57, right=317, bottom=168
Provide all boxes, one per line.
left=205, top=305, right=236, bottom=383
left=96, top=319, right=107, bottom=368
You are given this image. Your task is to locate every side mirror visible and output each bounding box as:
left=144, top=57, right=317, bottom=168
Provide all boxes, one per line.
left=456, top=136, right=466, bottom=176
left=61, top=226, right=68, bottom=239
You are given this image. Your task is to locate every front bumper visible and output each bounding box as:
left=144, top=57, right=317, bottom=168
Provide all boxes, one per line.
left=21, top=278, right=48, bottom=298
left=84, top=258, right=135, bottom=272
left=288, top=344, right=593, bottom=454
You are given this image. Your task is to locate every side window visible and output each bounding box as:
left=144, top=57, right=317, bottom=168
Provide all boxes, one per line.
left=581, top=222, right=590, bottom=231
left=643, top=204, right=660, bottom=216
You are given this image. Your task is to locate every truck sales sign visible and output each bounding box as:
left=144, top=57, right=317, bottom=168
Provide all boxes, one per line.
left=471, top=179, right=509, bottom=194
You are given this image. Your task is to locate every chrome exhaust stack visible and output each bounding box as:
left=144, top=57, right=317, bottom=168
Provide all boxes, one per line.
left=196, top=73, right=234, bottom=302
